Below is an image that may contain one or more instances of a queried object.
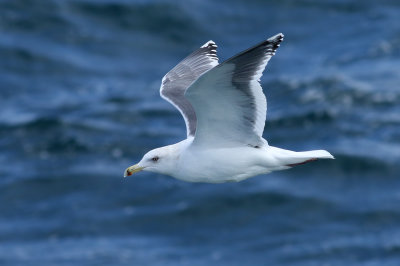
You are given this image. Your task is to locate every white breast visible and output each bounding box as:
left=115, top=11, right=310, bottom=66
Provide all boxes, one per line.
left=173, top=144, right=273, bottom=183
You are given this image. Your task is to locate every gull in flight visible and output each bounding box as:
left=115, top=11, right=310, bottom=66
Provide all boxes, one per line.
left=124, top=33, right=333, bottom=183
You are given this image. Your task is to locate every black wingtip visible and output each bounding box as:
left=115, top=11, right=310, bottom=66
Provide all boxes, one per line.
left=268, top=33, right=284, bottom=43
left=201, top=40, right=217, bottom=49
left=264, top=33, right=284, bottom=55
left=200, top=40, right=218, bottom=60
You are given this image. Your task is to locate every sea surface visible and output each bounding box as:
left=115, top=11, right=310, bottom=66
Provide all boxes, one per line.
left=1, top=0, right=400, bottom=265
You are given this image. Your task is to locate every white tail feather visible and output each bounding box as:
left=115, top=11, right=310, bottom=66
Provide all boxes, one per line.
left=269, top=147, right=334, bottom=168
left=296, top=149, right=334, bottom=160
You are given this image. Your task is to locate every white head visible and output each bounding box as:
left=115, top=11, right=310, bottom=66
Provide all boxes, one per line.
left=124, top=145, right=178, bottom=177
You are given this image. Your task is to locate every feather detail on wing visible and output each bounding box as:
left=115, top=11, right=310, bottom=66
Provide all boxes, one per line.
left=185, top=33, right=284, bottom=147
left=160, top=41, right=219, bottom=137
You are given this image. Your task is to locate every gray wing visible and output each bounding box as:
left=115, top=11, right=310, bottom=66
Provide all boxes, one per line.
left=160, top=41, right=219, bottom=137
left=185, top=33, right=284, bottom=147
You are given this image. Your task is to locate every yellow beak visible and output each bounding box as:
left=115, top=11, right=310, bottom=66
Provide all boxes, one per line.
left=124, top=164, right=144, bottom=177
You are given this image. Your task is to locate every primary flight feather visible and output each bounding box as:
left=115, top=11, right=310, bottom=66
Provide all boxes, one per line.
left=124, top=33, right=333, bottom=183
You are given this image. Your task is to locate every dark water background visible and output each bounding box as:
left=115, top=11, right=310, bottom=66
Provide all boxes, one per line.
left=1, top=0, right=400, bottom=265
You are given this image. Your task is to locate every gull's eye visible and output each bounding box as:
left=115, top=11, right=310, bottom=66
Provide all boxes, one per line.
left=151, top=156, right=159, bottom=162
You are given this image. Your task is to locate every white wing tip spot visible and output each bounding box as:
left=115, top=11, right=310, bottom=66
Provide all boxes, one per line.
left=268, top=33, right=284, bottom=43
left=201, top=40, right=217, bottom=48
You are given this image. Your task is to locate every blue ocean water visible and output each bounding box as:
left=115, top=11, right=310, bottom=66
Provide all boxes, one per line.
left=1, top=0, right=400, bottom=265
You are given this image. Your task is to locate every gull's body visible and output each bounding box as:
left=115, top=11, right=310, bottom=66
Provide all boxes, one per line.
left=125, top=33, right=333, bottom=182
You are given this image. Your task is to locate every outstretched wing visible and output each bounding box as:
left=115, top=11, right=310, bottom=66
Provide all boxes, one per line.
left=185, top=33, right=284, bottom=147
left=160, top=41, right=219, bottom=137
